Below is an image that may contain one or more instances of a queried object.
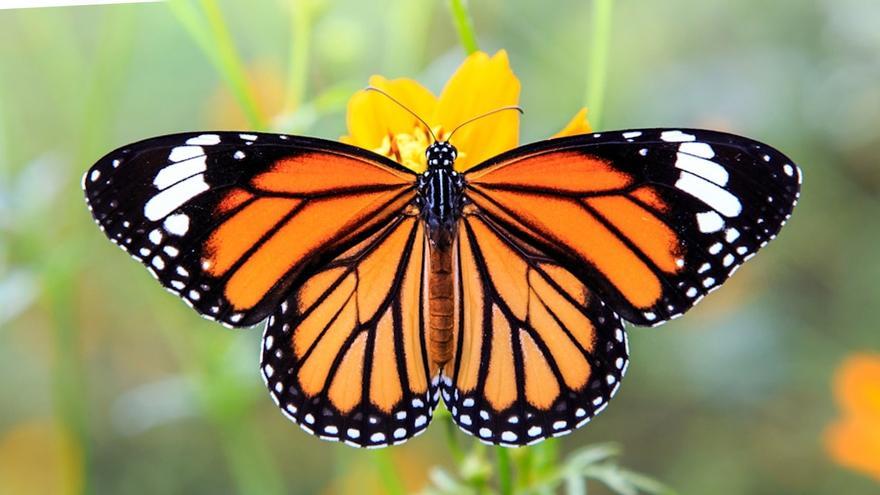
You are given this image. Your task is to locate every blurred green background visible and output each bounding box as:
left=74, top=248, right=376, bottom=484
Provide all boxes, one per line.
left=1, top=0, right=878, bottom=494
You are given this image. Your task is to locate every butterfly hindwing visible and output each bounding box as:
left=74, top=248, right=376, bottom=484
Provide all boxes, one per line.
left=441, top=212, right=629, bottom=446
left=84, top=132, right=417, bottom=327
left=261, top=215, right=440, bottom=447
left=464, top=128, right=801, bottom=327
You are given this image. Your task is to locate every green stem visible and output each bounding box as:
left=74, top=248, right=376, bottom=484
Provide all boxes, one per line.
left=585, top=0, right=614, bottom=129
left=495, top=447, right=514, bottom=495
left=46, top=264, right=90, bottom=495
left=447, top=0, right=479, bottom=55
left=442, top=410, right=466, bottom=464
left=373, top=449, right=407, bottom=495
left=168, top=0, right=266, bottom=128
left=284, top=0, right=312, bottom=115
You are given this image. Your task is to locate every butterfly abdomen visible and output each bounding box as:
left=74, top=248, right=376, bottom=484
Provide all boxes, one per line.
left=428, top=246, right=454, bottom=367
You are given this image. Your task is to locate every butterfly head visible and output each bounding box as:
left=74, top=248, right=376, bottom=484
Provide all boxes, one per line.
left=426, top=141, right=458, bottom=170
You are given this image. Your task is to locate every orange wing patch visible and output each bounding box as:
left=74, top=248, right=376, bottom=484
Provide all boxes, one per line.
left=253, top=152, right=414, bottom=194
left=467, top=150, right=683, bottom=311
left=467, top=151, right=631, bottom=193
left=205, top=156, right=414, bottom=312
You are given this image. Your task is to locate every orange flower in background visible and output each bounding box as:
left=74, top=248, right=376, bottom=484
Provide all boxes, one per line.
left=342, top=50, right=591, bottom=173
left=825, top=353, right=880, bottom=482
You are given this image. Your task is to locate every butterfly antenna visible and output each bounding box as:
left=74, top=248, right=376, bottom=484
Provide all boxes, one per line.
left=364, top=86, right=438, bottom=142
left=446, top=106, right=524, bottom=142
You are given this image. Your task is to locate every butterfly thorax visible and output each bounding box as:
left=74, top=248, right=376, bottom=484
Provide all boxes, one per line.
left=419, top=142, right=464, bottom=249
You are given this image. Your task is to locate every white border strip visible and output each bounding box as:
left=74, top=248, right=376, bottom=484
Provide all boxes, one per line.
left=0, top=0, right=162, bottom=9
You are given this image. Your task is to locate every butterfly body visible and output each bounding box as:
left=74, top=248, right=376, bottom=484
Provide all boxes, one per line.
left=84, top=128, right=800, bottom=448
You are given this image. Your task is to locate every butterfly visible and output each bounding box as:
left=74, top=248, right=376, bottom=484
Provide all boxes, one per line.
left=83, top=92, right=801, bottom=448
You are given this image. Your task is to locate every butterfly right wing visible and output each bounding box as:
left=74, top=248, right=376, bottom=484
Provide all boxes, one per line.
left=261, top=214, right=441, bottom=448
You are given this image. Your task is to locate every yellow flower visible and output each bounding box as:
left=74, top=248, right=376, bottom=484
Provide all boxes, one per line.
left=825, top=353, right=880, bottom=483
left=342, top=50, right=591, bottom=173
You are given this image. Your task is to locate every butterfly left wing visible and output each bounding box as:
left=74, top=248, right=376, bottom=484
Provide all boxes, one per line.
left=83, top=132, right=416, bottom=327
left=463, top=128, right=801, bottom=326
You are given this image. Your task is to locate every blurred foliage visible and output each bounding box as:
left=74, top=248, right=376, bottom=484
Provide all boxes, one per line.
left=0, top=0, right=879, bottom=494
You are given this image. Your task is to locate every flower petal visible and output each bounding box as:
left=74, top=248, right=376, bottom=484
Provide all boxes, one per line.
left=434, top=51, right=521, bottom=172
left=825, top=418, right=880, bottom=482
left=551, top=107, right=593, bottom=138
left=343, top=76, right=437, bottom=150
left=835, top=353, right=880, bottom=419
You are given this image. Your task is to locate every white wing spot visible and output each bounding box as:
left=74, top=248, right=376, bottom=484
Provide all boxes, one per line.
left=154, top=155, right=207, bottom=190
left=696, top=211, right=724, bottom=233
left=186, top=134, right=220, bottom=145
left=164, top=214, right=191, bottom=236
left=622, top=131, right=642, bottom=139
left=90, top=170, right=101, bottom=182
left=675, top=173, right=742, bottom=217
left=679, top=142, right=715, bottom=159
left=144, top=176, right=208, bottom=221
left=168, top=145, right=203, bottom=162
left=725, top=228, right=740, bottom=242
left=675, top=153, right=728, bottom=186
left=661, top=130, right=696, bottom=142
left=783, top=164, right=794, bottom=176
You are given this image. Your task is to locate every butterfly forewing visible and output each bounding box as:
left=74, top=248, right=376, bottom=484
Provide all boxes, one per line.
left=464, top=128, right=801, bottom=327
left=84, top=132, right=417, bottom=327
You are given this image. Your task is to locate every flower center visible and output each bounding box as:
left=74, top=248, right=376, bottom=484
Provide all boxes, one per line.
left=372, top=125, right=463, bottom=173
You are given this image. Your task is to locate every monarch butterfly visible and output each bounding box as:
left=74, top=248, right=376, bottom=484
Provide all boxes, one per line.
left=83, top=89, right=801, bottom=448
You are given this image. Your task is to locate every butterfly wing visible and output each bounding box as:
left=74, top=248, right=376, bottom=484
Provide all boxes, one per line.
left=84, top=132, right=417, bottom=327
left=444, top=128, right=801, bottom=445
left=442, top=211, right=629, bottom=446
left=463, top=128, right=801, bottom=326
left=261, top=214, right=439, bottom=447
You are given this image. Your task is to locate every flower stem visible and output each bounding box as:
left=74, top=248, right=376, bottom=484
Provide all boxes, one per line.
left=585, top=0, right=614, bottom=129
left=373, top=449, right=407, bottom=495
left=284, top=0, right=312, bottom=115
left=447, top=0, right=479, bottom=55
left=495, top=446, right=514, bottom=495
left=168, top=0, right=266, bottom=129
